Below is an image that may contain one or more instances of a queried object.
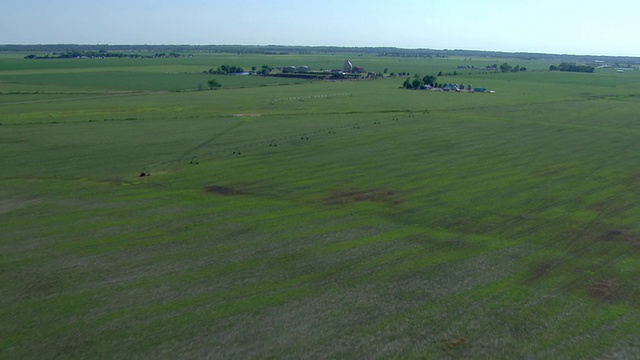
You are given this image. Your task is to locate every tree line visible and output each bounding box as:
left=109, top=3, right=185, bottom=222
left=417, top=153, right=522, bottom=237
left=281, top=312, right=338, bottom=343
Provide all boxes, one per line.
left=402, top=75, right=438, bottom=89
left=208, top=65, right=246, bottom=75
left=23, top=50, right=182, bottom=59
left=549, top=63, right=595, bottom=73
left=7, top=45, right=639, bottom=65
left=207, top=65, right=272, bottom=75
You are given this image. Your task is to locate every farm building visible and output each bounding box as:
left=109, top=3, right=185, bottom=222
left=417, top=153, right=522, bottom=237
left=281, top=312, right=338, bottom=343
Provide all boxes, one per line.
left=439, top=83, right=463, bottom=92
left=353, top=66, right=366, bottom=74
left=343, top=59, right=353, bottom=73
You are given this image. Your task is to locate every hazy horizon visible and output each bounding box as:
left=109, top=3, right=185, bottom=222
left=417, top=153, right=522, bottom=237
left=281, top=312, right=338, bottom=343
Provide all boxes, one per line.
left=3, top=0, right=639, bottom=57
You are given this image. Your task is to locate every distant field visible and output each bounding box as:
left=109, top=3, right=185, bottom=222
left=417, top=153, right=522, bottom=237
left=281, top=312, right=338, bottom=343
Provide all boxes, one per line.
left=1, top=51, right=639, bottom=359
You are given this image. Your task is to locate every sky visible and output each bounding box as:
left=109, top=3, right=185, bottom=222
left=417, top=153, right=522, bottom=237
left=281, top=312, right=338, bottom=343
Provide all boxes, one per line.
left=2, top=0, right=640, bottom=57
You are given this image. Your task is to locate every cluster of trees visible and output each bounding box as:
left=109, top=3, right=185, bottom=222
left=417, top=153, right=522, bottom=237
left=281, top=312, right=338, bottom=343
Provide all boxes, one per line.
left=153, top=52, right=182, bottom=58
left=207, top=64, right=275, bottom=75
left=549, top=63, right=595, bottom=73
left=430, top=64, right=526, bottom=77
left=208, top=65, right=246, bottom=74
left=204, top=64, right=274, bottom=89
left=257, top=65, right=272, bottom=75
left=447, top=63, right=526, bottom=73
left=402, top=75, right=438, bottom=89
left=497, top=63, right=527, bottom=72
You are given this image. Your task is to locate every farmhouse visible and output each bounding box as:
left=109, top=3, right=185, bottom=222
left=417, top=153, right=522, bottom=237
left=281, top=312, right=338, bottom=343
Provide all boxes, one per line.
left=443, top=83, right=461, bottom=92
left=271, top=61, right=367, bottom=80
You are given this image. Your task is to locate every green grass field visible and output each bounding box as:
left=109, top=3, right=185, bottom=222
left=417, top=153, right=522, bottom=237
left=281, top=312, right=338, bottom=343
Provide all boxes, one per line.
left=1, top=51, right=639, bottom=359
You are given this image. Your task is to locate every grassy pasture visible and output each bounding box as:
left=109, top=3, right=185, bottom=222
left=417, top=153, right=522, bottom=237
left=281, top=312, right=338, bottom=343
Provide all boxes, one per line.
left=1, top=52, right=640, bottom=359
left=1, top=71, right=312, bottom=93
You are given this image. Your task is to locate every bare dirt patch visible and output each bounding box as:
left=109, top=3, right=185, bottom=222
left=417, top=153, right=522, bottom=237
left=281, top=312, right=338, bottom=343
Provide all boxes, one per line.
left=204, top=185, right=243, bottom=196
left=324, top=189, right=402, bottom=206
left=447, top=337, right=465, bottom=349
left=587, top=278, right=618, bottom=302
left=602, top=229, right=640, bottom=247
left=443, top=336, right=466, bottom=350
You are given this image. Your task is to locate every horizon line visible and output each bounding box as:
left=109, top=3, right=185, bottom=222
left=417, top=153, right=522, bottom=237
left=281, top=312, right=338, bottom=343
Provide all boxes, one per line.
left=1, top=43, right=639, bottom=59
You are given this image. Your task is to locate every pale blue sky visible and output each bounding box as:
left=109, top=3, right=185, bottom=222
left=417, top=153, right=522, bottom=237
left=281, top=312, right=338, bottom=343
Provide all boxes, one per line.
left=2, top=0, right=639, bottom=56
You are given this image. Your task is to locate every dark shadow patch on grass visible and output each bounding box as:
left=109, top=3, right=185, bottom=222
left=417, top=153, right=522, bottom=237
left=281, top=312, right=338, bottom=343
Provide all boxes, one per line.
left=204, top=185, right=244, bottom=196
left=624, top=172, right=640, bottom=185
left=324, top=189, right=403, bottom=206
left=602, top=229, right=640, bottom=247
left=519, top=256, right=567, bottom=287
left=525, top=260, right=560, bottom=283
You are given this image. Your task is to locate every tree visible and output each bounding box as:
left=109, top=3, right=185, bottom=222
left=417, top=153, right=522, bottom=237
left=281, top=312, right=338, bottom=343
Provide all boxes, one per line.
left=207, top=79, right=222, bottom=90
left=403, top=78, right=412, bottom=89
left=259, top=65, right=272, bottom=75
left=499, top=63, right=512, bottom=72
left=411, top=78, right=424, bottom=89
left=422, top=75, right=437, bottom=86
left=383, top=68, right=388, bottom=74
